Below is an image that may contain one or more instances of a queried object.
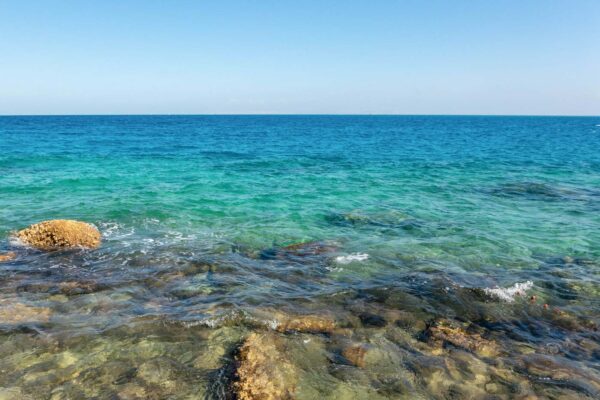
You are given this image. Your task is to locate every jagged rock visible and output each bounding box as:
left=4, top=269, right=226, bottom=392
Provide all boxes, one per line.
left=0, top=251, right=16, bottom=262
left=234, top=332, right=297, bottom=400
left=15, top=220, right=101, bottom=250
left=423, top=319, right=499, bottom=357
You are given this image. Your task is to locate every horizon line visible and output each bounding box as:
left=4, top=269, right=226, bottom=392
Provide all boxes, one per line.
left=0, top=113, right=598, bottom=118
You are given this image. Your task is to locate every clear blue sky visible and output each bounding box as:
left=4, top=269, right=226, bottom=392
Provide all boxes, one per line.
left=1, top=1, right=598, bottom=115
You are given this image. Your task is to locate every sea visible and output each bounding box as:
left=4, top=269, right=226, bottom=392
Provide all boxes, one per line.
left=1, top=115, right=599, bottom=399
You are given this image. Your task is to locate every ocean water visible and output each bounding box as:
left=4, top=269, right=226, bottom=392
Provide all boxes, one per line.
left=1, top=115, right=600, bottom=399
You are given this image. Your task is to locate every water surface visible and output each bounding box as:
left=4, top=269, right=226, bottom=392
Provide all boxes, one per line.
left=1, top=115, right=600, bottom=399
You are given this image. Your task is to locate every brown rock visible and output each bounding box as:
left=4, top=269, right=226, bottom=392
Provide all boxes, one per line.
left=0, top=251, right=16, bottom=262
left=58, top=281, right=104, bottom=295
left=235, top=332, right=297, bottom=400
left=276, top=314, right=336, bottom=334
left=342, top=343, right=369, bottom=368
left=424, top=319, right=499, bottom=357
left=16, top=219, right=101, bottom=250
left=252, top=308, right=336, bottom=333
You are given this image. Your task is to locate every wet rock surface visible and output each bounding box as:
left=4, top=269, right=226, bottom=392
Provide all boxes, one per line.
left=15, top=220, right=101, bottom=250
left=234, top=332, right=297, bottom=400
left=251, top=309, right=337, bottom=334
left=341, top=343, right=369, bottom=367
left=358, top=312, right=387, bottom=328
left=422, top=319, right=500, bottom=357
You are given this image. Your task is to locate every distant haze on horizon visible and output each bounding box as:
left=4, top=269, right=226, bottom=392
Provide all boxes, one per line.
left=1, top=1, right=599, bottom=116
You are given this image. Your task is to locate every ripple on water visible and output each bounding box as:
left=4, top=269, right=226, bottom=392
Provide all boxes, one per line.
left=2, top=115, right=600, bottom=398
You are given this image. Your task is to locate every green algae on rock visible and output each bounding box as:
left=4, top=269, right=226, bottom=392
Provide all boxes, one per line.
left=15, top=220, right=101, bottom=250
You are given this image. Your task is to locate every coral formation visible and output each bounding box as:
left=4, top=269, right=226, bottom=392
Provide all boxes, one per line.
left=16, top=220, right=101, bottom=250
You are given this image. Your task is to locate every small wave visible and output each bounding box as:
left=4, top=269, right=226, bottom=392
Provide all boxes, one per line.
left=483, top=281, right=534, bottom=302
left=8, top=235, right=26, bottom=248
left=334, top=253, right=369, bottom=264
left=98, top=222, right=135, bottom=240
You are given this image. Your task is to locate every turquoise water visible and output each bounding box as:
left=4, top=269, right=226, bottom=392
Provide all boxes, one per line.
left=1, top=115, right=600, bottom=399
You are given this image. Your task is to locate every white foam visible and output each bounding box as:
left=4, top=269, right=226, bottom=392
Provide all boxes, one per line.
left=334, top=253, right=369, bottom=264
left=267, top=319, right=280, bottom=330
left=98, top=222, right=135, bottom=240
left=8, top=235, right=26, bottom=247
left=483, top=281, right=534, bottom=302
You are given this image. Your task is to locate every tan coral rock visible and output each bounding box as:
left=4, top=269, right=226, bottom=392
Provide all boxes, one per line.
left=0, top=251, right=16, bottom=262
left=235, top=332, right=297, bottom=400
left=16, top=219, right=101, bottom=250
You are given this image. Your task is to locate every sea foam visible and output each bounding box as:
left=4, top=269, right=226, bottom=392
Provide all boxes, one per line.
left=334, top=253, right=369, bottom=264
left=483, top=281, right=534, bottom=302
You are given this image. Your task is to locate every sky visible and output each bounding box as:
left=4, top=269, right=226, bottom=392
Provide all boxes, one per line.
left=0, top=0, right=599, bottom=115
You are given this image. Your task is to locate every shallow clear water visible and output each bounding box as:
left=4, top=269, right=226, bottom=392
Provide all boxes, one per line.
left=1, top=115, right=600, bottom=399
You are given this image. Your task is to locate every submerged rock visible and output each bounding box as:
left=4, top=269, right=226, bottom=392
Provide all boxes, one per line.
left=341, top=343, right=369, bottom=368
left=358, top=312, right=387, bottom=328
left=0, top=300, right=51, bottom=324
left=325, top=211, right=412, bottom=229
left=261, top=240, right=338, bottom=260
left=234, top=332, right=297, bottom=400
left=0, top=251, right=16, bottom=262
left=58, top=281, right=106, bottom=296
left=15, top=220, right=101, bottom=250
left=487, top=181, right=597, bottom=202
left=276, top=314, right=336, bottom=334
left=513, top=354, right=600, bottom=396
left=548, top=307, right=596, bottom=332
left=489, top=182, right=562, bottom=199
left=422, top=319, right=499, bottom=357
left=252, top=308, right=336, bottom=333
left=15, top=279, right=106, bottom=296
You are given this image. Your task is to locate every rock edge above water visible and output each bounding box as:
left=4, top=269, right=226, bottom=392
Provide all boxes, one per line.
left=15, top=219, right=101, bottom=250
